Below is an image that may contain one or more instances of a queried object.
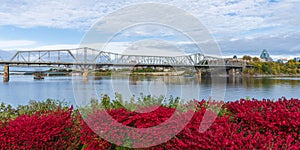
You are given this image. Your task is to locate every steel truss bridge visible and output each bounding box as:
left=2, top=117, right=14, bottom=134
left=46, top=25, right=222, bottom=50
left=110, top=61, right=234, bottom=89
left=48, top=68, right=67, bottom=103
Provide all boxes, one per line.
left=0, top=47, right=247, bottom=69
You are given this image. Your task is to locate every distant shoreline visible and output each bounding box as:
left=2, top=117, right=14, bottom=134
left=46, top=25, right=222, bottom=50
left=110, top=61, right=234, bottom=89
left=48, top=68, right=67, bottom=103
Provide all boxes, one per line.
left=1, top=71, right=300, bottom=78
left=241, top=74, right=300, bottom=78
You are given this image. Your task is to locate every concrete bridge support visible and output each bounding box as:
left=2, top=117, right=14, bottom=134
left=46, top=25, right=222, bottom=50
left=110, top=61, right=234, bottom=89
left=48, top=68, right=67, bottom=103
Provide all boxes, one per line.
left=229, top=68, right=236, bottom=76
left=83, top=69, right=89, bottom=80
left=196, top=69, right=202, bottom=83
left=197, top=69, right=202, bottom=78
left=3, top=65, right=9, bottom=82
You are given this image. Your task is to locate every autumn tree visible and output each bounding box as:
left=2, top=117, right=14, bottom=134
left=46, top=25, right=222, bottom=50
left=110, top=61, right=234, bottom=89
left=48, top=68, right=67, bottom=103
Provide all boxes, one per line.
left=242, top=55, right=252, bottom=62
left=252, top=57, right=260, bottom=62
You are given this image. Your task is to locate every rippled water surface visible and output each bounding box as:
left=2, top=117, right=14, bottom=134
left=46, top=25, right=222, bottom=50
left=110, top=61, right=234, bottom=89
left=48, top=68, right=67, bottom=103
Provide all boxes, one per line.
left=0, top=75, right=299, bottom=106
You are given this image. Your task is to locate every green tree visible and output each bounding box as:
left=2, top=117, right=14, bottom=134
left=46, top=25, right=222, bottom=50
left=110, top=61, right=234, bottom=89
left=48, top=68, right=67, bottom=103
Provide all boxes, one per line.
left=242, top=55, right=252, bottom=62
left=261, top=63, right=269, bottom=74
left=252, top=57, right=260, bottom=62
left=246, top=61, right=300, bottom=75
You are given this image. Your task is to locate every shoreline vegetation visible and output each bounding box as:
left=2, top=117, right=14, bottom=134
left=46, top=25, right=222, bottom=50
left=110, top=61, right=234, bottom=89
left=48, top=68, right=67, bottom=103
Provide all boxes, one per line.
left=0, top=95, right=299, bottom=149
left=243, top=60, right=300, bottom=76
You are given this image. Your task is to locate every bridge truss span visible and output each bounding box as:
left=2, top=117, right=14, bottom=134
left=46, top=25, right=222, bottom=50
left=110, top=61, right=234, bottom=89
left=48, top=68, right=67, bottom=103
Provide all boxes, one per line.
left=9, top=49, right=77, bottom=64
left=2, top=47, right=247, bottom=68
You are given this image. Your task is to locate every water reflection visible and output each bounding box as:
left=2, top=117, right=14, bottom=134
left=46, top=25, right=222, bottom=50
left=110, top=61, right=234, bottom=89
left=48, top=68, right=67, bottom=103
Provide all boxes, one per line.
left=0, top=75, right=299, bottom=106
left=240, top=77, right=300, bottom=88
left=92, top=75, right=300, bottom=101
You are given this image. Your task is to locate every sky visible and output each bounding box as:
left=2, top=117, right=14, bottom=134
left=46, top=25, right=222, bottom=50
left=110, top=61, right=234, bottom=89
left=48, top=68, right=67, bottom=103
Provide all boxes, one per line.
left=0, top=0, right=299, bottom=59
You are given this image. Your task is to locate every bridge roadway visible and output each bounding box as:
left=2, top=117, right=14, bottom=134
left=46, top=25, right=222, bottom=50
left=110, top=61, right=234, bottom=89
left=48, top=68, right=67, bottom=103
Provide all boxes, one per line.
left=0, top=61, right=247, bottom=69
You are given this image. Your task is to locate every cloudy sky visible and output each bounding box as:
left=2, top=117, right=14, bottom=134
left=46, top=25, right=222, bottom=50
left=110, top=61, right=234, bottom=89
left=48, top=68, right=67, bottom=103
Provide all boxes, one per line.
left=0, top=0, right=299, bottom=59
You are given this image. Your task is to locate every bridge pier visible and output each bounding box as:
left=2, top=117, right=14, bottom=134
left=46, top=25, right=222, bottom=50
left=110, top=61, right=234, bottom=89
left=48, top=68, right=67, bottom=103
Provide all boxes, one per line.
left=229, top=68, right=236, bottom=76
left=83, top=69, right=89, bottom=80
left=197, top=69, right=202, bottom=78
left=196, top=69, right=202, bottom=83
left=3, top=65, right=9, bottom=82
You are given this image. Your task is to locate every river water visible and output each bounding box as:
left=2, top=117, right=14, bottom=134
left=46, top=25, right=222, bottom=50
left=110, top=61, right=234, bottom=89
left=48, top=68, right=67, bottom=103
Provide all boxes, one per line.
left=0, top=75, right=299, bottom=107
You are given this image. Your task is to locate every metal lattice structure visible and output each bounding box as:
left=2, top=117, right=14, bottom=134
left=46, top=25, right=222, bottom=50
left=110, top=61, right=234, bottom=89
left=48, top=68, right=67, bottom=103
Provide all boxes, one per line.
left=10, top=49, right=77, bottom=63
left=2, top=47, right=247, bottom=69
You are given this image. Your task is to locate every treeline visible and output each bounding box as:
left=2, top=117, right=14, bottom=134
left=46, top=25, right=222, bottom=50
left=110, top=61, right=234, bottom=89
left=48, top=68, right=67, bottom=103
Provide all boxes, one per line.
left=133, top=67, right=160, bottom=73
left=243, top=60, right=300, bottom=75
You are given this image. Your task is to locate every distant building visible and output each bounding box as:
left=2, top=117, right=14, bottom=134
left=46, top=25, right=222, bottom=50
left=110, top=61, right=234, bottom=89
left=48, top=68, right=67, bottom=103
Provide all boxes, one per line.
left=277, top=59, right=283, bottom=63
left=277, top=58, right=288, bottom=63
left=294, top=57, right=300, bottom=62
left=260, top=49, right=272, bottom=62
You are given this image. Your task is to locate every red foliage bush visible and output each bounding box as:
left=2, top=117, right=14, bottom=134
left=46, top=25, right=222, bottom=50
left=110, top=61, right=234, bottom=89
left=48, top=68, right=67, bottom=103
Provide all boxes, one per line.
left=0, top=107, right=81, bottom=149
left=225, top=98, right=300, bottom=149
left=1, top=98, right=299, bottom=149
left=82, top=98, right=300, bottom=149
left=80, top=115, right=113, bottom=149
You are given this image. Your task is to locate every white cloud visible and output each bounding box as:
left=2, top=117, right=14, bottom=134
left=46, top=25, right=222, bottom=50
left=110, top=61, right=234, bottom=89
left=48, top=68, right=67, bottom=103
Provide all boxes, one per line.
left=122, top=39, right=184, bottom=56
left=0, top=0, right=298, bottom=34
left=81, top=40, right=184, bottom=56
left=0, top=40, right=36, bottom=50
left=0, top=0, right=299, bottom=56
left=25, top=44, right=79, bottom=50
